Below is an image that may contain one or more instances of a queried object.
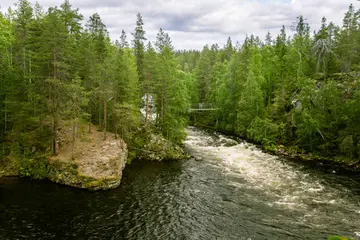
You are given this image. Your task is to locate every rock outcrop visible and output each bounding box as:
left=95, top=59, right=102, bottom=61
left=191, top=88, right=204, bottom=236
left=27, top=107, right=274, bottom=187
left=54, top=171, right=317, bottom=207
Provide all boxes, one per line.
left=48, top=124, right=128, bottom=190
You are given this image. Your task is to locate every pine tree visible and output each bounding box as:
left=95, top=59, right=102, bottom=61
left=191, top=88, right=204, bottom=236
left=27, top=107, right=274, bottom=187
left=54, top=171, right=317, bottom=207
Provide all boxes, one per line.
left=64, top=74, right=88, bottom=159
left=42, top=6, right=69, bottom=155
left=337, top=4, right=359, bottom=72
left=132, top=13, right=146, bottom=86
left=236, top=46, right=265, bottom=136
left=195, top=45, right=212, bottom=103
left=85, top=13, right=109, bottom=131
left=14, top=0, right=33, bottom=76
left=0, top=12, right=15, bottom=157
left=143, top=42, right=157, bottom=126
left=154, top=29, right=189, bottom=142
left=113, top=48, right=140, bottom=143
left=119, top=29, right=128, bottom=48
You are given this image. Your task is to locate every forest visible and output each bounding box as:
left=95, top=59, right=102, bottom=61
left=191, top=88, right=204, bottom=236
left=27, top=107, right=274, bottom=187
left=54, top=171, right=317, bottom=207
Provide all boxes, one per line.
left=1, top=0, right=360, bottom=173
left=0, top=0, right=190, bottom=171
left=182, top=4, right=360, bottom=165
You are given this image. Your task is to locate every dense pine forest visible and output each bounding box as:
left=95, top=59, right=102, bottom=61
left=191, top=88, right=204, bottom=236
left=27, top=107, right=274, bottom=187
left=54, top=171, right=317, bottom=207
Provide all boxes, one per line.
left=0, top=0, right=190, bottom=171
left=183, top=4, right=360, bottom=165
left=1, top=0, right=360, bottom=173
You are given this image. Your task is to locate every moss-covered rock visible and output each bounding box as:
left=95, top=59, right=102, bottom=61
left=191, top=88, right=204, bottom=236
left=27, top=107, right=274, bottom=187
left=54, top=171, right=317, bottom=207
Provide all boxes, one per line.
left=140, top=133, right=187, bottom=161
left=47, top=160, right=124, bottom=191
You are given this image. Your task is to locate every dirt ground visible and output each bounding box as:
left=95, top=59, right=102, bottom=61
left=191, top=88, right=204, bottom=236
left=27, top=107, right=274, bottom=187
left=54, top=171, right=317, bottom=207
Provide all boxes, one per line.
left=52, top=122, right=127, bottom=179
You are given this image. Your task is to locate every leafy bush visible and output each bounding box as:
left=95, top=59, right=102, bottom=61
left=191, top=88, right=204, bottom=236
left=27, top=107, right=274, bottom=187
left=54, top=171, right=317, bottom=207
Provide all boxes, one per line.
left=18, top=156, right=53, bottom=180
left=247, top=117, right=281, bottom=147
left=328, top=236, right=353, bottom=240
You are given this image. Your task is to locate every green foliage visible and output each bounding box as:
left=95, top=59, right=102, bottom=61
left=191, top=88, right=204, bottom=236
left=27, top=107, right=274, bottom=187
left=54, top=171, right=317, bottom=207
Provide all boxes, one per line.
left=340, top=135, right=355, bottom=159
left=114, top=103, right=141, bottom=142
left=18, top=155, right=53, bottom=180
left=328, top=236, right=353, bottom=240
left=247, top=117, right=281, bottom=147
left=236, top=46, right=265, bottom=136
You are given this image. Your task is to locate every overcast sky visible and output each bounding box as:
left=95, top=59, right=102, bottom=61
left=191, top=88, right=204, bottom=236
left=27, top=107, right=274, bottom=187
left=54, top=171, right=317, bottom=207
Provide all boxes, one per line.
left=1, top=0, right=360, bottom=50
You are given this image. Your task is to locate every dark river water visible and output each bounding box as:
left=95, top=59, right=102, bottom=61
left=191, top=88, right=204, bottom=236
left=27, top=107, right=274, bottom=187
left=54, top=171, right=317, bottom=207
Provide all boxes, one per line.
left=1, top=127, right=360, bottom=240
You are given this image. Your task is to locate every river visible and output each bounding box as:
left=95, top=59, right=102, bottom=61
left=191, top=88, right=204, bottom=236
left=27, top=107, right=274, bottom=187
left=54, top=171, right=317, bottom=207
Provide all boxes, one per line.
left=1, top=126, right=360, bottom=239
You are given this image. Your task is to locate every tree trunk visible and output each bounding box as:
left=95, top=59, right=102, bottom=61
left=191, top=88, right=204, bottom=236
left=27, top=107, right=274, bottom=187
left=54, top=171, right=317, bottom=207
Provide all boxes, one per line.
left=52, top=116, right=57, bottom=156
left=145, top=87, right=149, bottom=127
left=88, top=75, right=92, bottom=133
left=4, top=95, right=7, bottom=134
left=72, top=95, right=77, bottom=160
left=104, top=101, right=107, bottom=140
left=29, top=54, right=32, bottom=84
left=114, top=94, right=118, bottom=139
left=99, top=96, right=102, bottom=127
left=72, top=119, right=76, bottom=160
left=52, top=48, right=57, bottom=156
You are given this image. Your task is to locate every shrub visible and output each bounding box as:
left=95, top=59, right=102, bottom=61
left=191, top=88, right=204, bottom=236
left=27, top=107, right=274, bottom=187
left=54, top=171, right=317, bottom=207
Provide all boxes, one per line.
left=247, top=117, right=281, bottom=147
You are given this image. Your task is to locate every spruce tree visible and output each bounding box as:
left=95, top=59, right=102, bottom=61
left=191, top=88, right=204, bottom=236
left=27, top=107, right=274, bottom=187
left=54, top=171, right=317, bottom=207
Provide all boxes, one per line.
left=132, top=13, right=146, bottom=87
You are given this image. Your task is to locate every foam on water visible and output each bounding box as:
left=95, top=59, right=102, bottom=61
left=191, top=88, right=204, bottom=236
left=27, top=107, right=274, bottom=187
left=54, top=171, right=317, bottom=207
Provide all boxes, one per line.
left=185, top=127, right=360, bottom=236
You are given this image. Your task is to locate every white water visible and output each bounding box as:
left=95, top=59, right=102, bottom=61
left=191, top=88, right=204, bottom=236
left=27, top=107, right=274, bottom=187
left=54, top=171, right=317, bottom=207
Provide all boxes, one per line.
left=185, top=126, right=360, bottom=238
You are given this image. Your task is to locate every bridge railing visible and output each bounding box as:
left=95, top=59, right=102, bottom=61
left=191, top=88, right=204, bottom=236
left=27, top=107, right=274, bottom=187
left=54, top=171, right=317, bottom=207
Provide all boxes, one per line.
left=191, top=103, right=215, bottom=110
left=189, top=103, right=219, bottom=112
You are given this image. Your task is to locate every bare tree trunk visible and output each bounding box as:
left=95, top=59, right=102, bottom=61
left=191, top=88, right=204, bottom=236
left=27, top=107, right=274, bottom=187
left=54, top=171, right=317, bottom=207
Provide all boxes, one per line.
left=104, top=101, right=107, bottom=140
left=72, top=95, right=77, bottom=160
left=161, top=97, right=164, bottom=129
left=114, top=94, right=118, bottom=139
left=99, top=96, right=102, bottom=127
left=4, top=95, right=7, bottom=134
left=48, top=62, right=54, bottom=155
left=145, top=87, right=149, bottom=127
left=29, top=54, right=32, bottom=84
left=52, top=116, right=57, bottom=155
left=88, top=74, right=92, bottom=133
left=23, top=46, right=26, bottom=76
left=52, top=49, right=57, bottom=156
left=72, top=119, right=76, bottom=160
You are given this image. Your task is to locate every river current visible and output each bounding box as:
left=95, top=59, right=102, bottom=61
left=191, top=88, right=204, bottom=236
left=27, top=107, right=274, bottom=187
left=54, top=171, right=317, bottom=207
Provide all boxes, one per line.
left=1, top=127, right=360, bottom=239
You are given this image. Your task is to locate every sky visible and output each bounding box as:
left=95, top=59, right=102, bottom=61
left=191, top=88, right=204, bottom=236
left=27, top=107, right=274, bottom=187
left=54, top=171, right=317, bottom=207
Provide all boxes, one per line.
left=1, top=0, right=360, bottom=50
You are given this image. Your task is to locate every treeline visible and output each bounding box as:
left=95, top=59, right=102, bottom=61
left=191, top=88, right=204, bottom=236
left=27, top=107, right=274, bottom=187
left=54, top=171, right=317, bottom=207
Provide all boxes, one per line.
left=0, top=0, right=189, bottom=162
left=183, top=4, right=360, bottom=161
left=2, top=0, right=360, bottom=165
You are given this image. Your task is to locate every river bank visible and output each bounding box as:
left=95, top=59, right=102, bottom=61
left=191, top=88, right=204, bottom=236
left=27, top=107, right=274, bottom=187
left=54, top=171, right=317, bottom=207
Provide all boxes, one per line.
left=190, top=124, right=360, bottom=174
left=0, top=122, right=187, bottom=190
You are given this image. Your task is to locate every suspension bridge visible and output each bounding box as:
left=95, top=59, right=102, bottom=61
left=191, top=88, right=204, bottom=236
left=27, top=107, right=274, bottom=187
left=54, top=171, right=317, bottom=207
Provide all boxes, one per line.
left=189, top=103, right=219, bottom=112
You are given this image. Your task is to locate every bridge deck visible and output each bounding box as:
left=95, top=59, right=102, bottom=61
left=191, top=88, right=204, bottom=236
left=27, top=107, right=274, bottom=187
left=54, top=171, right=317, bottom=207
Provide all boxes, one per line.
left=189, top=108, right=219, bottom=112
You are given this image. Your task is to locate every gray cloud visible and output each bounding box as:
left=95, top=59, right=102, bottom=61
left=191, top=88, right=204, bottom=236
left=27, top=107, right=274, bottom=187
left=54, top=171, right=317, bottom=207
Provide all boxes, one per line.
left=1, top=0, right=360, bottom=49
